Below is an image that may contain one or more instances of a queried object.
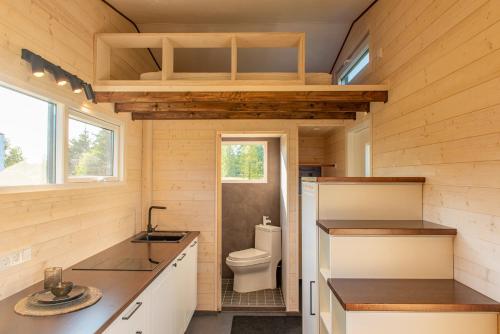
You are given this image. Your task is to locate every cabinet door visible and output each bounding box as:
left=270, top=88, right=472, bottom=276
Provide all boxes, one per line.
left=186, top=238, right=198, bottom=320
left=301, top=183, right=319, bottom=334
left=149, top=264, right=176, bottom=334
left=104, top=289, right=149, bottom=334
left=173, top=247, right=189, bottom=333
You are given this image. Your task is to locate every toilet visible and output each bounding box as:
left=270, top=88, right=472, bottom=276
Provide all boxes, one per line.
left=226, top=224, right=281, bottom=293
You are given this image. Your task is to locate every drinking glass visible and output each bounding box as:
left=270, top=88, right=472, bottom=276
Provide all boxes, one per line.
left=44, top=267, right=62, bottom=290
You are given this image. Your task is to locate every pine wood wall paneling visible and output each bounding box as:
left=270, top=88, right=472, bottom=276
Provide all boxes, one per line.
left=148, top=119, right=348, bottom=311
left=323, top=128, right=346, bottom=177
left=0, top=0, right=156, bottom=300
left=334, top=0, right=500, bottom=302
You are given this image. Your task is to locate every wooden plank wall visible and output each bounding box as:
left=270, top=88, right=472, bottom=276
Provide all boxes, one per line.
left=299, top=136, right=327, bottom=165
left=334, top=0, right=500, bottom=302
left=323, top=128, right=346, bottom=177
left=0, top=0, right=156, bottom=300
left=146, top=119, right=348, bottom=311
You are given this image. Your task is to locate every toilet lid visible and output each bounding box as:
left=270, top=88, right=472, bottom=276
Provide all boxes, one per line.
left=228, top=248, right=269, bottom=261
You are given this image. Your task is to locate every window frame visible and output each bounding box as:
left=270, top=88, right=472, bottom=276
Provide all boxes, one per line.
left=337, top=37, right=370, bottom=85
left=65, top=109, right=122, bottom=183
left=0, top=84, right=60, bottom=187
left=221, top=140, right=268, bottom=184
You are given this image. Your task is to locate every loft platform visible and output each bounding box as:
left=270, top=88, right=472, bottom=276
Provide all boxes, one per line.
left=93, top=32, right=388, bottom=119
left=94, top=88, right=388, bottom=120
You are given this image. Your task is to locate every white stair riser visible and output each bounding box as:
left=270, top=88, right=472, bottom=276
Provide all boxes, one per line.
left=328, top=235, right=454, bottom=279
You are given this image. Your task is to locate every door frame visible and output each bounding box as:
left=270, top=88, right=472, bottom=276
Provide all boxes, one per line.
left=346, top=116, right=372, bottom=177
left=215, top=131, right=289, bottom=311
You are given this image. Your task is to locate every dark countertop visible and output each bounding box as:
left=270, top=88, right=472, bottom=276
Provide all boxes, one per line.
left=0, top=231, right=199, bottom=334
left=301, top=176, right=425, bottom=183
left=328, top=279, right=500, bottom=312
left=317, top=220, right=457, bottom=236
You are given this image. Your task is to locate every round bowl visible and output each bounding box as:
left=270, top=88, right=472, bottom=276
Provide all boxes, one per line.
left=51, top=281, right=74, bottom=297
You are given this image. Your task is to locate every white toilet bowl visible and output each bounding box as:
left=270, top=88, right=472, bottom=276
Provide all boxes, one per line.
left=226, top=224, right=281, bottom=293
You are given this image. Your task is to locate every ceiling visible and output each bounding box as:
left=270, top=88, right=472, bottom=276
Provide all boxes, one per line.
left=106, top=0, right=373, bottom=72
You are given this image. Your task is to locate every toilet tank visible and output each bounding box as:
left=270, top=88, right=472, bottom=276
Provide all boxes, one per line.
left=255, top=224, right=281, bottom=257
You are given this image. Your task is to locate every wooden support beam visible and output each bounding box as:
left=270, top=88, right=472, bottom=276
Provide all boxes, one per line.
left=95, top=90, right=388, bottom=103
left=131, top=111, right=357, bottom=120
left=116, top=101, right=369, bottom=113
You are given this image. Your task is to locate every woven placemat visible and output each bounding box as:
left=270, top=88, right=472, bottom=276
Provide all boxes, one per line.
left=14, top=286, right=102, bottom=317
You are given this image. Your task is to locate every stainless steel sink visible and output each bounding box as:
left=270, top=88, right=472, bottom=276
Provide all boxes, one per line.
left=131, top=231, right=188, bottom=243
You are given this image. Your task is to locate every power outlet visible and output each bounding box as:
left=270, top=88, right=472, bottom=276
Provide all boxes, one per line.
left=0, top=247, right=32, bottom=271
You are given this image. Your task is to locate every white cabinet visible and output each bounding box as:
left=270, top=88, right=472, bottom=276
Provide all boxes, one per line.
left=171, top=238, right=198, bottom=333
left=104, top=289, right=149, bottom=334
left=149, top=263, right=176, bottom=334
left=105, top=237, right=198, bottom=334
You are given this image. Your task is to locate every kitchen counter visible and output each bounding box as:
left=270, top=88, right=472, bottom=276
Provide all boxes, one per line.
left=0, top=231, right=199, bottom=334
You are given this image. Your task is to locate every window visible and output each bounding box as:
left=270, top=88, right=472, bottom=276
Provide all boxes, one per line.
left=0, top=82, right=123, bottom=189
left=338, top=44, right=370, bottom=85
left=67, top=111, right=120, bottom=182
left=0, top=85, right=57, bottom=186
left=221, top=141, right=267, bottom=183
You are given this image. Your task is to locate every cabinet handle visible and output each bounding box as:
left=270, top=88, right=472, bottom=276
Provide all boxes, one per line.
left=177, top=253, right=187, bottom=261
left=122, top=302, right=142, bottom=320
left=309, top=281, right=316, bottom=316
left=190, top=241, right=197, bottom=248
left=136, top=332, right=142, bottom=334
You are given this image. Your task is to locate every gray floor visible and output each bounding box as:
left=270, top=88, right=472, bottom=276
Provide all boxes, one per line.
left=186, top=311, right=297, bottom=334
left=222, top=279, right=285, bottom=309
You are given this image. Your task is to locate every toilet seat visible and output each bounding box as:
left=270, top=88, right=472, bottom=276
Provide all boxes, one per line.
left=227, top=248, right=271, bottom=267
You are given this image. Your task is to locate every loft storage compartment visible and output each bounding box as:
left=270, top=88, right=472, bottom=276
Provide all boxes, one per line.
left=173, top=48, right=232, bottom=74
left=234, top=33, right=305, bottom=83
left=163, top=34, right=233, bottom=81
left=94, top=32, right=306, bottom=86
left=95, top=34, right=163, bottom=82
left=112, top=48, right=161, bottom=80
left=237, top=48, right=298, bottom=76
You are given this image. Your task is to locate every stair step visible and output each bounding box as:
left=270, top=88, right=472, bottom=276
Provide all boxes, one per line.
left=327, top=279, right=500, bottom=312
left=317, top=220, right=457, bottom=236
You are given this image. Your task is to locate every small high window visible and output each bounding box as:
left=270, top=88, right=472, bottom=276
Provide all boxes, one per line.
left=67, top=111, right=120, bottom=182
left=221, top=141, right=267, bottom=183
left=338, top=37, right=370, bottom=85
left=0, top=86, right=57, bottom=186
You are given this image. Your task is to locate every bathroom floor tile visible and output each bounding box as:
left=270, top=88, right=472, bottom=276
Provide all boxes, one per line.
left=221, top=279, right=285, bottom=310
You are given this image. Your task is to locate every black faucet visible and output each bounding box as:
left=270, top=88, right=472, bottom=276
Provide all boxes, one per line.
left=148, top=206, right=166, bottom=234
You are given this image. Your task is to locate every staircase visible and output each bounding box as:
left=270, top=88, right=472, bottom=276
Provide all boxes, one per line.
left=316, top=218, right=500, bottom=334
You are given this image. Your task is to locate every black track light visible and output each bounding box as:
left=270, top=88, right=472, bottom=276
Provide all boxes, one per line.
left=83, top=83, right=96, bottom=102
left=53, top=67, right=67, bottom=86
left=21, top=48, right=95, bottom=102
left=31, top=54, right=45, bottom=78
left=21, top=49, right=45, bottom=77
left=69, top=76, right=83, bottom=94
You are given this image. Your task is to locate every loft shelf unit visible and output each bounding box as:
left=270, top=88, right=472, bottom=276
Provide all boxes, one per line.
left=94, top=32, right=310, bottom=87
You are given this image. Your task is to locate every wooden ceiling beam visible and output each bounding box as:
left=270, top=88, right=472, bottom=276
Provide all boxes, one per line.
left=96, top=90, right=388, bottom=103
left=116, top=101, right=369, bottom=113
left=131, top=110, right=357, bottom=120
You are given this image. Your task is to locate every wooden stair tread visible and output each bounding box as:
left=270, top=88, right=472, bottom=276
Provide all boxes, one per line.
left=302, top=176, right=425, bottom=183
left=327, top=279, right=500, bottom=312
left=317, top=220, right=457, bottom=236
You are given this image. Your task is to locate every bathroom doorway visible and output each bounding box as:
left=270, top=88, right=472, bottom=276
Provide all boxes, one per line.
left=216, top=133, right=287, bottom=311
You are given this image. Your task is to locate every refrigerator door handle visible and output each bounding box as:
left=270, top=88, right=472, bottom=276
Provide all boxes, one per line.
left=309, top=280, right=316, bottom=316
